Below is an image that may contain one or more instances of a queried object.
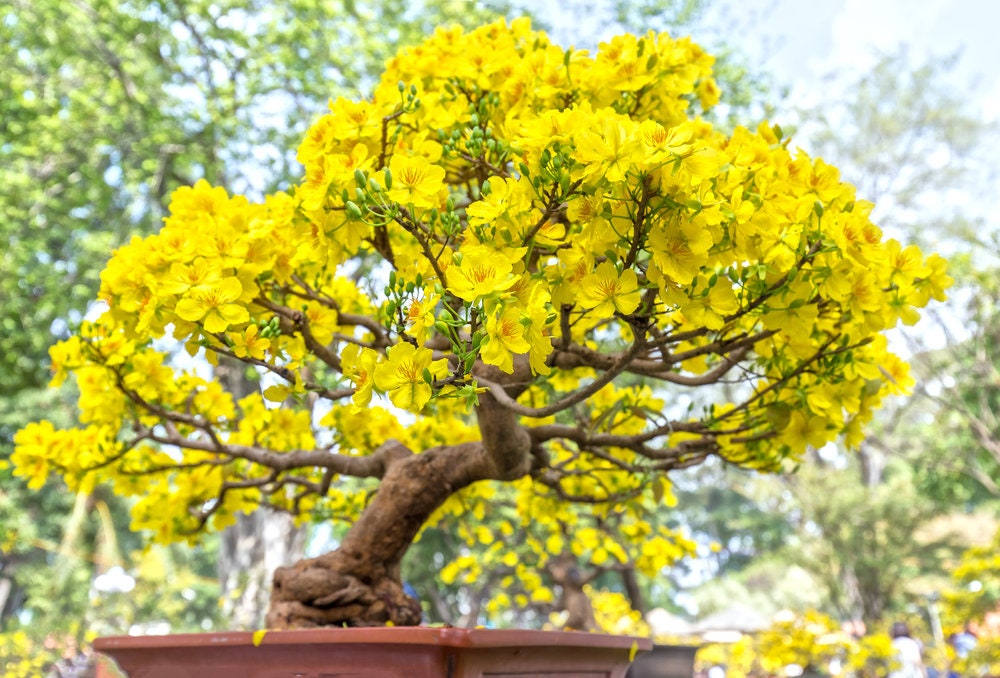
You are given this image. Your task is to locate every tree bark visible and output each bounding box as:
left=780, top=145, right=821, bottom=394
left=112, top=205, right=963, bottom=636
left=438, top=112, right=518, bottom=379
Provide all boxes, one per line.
left=215, top=357, right=308, bottom=629
left=547, top=553, right=597, bottom=631
left=220, top=509, right=306, bottom=629
left=266, top=367, right=534, bottom=628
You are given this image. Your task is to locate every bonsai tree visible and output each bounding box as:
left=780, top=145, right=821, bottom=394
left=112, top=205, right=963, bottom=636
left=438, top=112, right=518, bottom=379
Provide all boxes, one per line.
left=11, top=19, right=950, bottom=630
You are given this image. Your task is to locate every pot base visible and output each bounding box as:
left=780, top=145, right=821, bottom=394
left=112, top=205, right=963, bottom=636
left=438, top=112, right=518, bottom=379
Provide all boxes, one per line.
left=94, top=626, right=651, bottom=678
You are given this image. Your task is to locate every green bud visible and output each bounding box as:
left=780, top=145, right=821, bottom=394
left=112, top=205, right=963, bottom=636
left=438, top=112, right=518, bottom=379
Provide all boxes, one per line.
left=354, top=169, right=367, bottom=188
left=345, top=201, right=363, bottom=219
left=422, top=367, right=434, bottom=384
left=384, top=168, right=393, bottom=190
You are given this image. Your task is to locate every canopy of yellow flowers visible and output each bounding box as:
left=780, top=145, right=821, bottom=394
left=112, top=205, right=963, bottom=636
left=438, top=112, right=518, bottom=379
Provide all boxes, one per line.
left=11, top=19, right=949, bottom=596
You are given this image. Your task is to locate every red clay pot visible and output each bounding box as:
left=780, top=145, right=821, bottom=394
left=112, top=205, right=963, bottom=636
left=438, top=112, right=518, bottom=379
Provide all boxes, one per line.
left=94, top=626, right=651, bottom=677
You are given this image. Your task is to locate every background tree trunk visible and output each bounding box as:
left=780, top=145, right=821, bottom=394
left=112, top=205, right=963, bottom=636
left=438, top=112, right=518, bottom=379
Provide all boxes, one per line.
left=214, top=357, right=306, bottom=629
left=219, top=510, right=306, bottom=629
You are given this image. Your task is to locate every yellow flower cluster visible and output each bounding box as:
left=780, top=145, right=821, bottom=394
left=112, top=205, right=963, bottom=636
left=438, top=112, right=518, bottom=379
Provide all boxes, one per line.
left=698, top=610, right=896, bottom=678
left=13, top=17, right=948, bottom=560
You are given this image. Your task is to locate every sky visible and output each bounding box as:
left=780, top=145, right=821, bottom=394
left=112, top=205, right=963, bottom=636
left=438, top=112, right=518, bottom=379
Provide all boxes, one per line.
left=539, top=0, right=1000, bottom=118
left=706, top=0, right=1000, bottom=117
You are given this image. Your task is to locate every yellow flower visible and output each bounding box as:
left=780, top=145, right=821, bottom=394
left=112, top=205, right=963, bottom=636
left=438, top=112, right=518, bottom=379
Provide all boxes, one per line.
left=230, top=324, right=270, bottom=360
left=385, top=154, right=446, bottom=209
left=447, top=246, right=518, bottom=302
left=572, top=114, right=642, bottom=184
left=481, top=306, right=532, bottom=373
left=521, top=282, right=554, bottom=375
left=48, top=336, right=85, bottom=388
left=159, top=257, right=224, bottom=296
left=342, top=343, right=378, bottom=409
left=300, top=143, right=370, bottom=211
left=912, top=253, right=952, bottom=305
left=466, top=176, right=527, bottom=228
left=405, top=293, right=440, bottom=343
left=373, top=343, right=448, bottom=411
left=648, top=219, right=714, bottom=285
left=578, top=262, right=641, bottom=316
left=174, top=277, right=249, bottom=333
left=679, top=279, right=739, bottom=331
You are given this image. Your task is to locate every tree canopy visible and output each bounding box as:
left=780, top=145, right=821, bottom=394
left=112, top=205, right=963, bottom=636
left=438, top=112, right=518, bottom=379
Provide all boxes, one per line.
left=11, top=19, right=950, bottom=628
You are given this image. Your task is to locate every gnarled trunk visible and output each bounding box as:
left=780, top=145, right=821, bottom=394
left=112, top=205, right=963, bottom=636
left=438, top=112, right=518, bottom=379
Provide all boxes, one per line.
left=267, top=384, right=533, bottom=628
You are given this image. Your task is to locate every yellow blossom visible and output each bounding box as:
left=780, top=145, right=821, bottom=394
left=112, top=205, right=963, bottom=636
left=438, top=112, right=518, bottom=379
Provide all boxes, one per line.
left=230, top=324, right=270, bottom=360
left=578, top=262, right=641, bottom=316
left=481, top=306, right=532, bottom=373
left=174, top=277, right=249, bottom=333
left=572, top=114, right=642, bottom=184
left=373, top=343, right=448, bottom=411
left=341, top=343, right=379, bottom=409
left=405, top=293, right=440, bottom=343
left=447, top=246, right=518, bottom=302
left=386, top=154, right=446, bottom=209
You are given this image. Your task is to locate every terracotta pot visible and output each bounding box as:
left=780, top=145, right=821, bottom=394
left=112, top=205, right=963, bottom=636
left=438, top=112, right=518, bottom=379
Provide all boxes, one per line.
left=94, top=626, right=651, bottom=678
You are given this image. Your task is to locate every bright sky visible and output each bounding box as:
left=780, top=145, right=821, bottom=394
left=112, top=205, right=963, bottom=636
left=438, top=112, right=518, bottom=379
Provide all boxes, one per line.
left=710, top=0, right=1000, bottom=117
left=540, top=0, right=1000, bottom=118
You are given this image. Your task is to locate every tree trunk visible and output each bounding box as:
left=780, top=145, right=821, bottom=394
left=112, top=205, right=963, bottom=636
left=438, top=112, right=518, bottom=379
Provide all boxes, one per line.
left=219, top=509, right=306, bottom=629
left=266, top=369, right=534, bottom=628
left=266, top=441, right=488, bottom=627
left=547, top=553, right=598, bottom=631
left=621, top=566, right=647, bottom=617
left=215, top=357, right=308, bottom=629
